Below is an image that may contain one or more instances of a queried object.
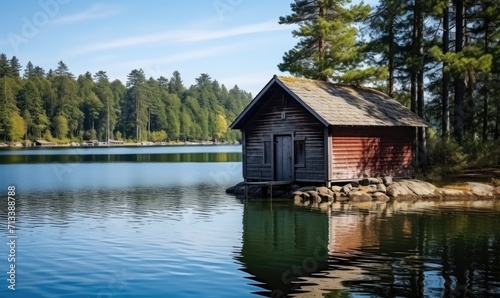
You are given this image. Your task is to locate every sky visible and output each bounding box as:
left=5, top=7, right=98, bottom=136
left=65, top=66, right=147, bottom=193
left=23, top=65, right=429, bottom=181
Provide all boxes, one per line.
left=0, top=0, right=376, bottom=96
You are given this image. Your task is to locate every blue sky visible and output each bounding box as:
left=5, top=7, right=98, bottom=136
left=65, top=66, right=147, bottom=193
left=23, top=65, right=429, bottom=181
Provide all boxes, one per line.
left=0, top=0, right=375, bottom=96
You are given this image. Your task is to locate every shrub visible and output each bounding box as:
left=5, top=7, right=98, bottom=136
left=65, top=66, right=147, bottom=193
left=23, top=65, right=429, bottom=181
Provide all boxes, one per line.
left=427, top=137, right=467, bottom=176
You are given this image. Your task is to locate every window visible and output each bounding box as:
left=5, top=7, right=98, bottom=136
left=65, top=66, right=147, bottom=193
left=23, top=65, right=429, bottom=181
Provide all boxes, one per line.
left=294, top=138, right=305, bottom=167
left=281, top=94, right=288, bottom=107
left=263, top=140, right=271, bottom=164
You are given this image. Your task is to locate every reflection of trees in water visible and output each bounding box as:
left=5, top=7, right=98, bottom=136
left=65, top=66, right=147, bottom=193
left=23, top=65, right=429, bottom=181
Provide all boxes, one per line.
left=291, top=203, right=500, bottom=297
left=10, top=185, right=239, bottom=226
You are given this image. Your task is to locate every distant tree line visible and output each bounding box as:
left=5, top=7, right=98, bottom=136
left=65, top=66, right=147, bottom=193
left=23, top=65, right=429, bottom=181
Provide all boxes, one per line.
left=0, top=54, right=251, bottom=143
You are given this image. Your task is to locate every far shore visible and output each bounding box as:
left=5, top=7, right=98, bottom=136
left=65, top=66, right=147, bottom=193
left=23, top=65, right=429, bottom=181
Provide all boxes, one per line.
left=0, top=140, right=240, bottom=148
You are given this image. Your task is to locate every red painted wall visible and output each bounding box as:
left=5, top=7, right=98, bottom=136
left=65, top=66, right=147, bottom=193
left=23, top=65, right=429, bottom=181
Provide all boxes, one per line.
left=331, top=126, right=414, bottom=179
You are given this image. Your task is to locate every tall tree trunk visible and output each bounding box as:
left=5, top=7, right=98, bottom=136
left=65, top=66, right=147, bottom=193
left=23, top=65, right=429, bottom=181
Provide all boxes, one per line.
left=464, top=34, right=475, bottom=135
left=442, top=3, right=450, bottom=139
left=388, top=16, right=395, bottom=98
left=482, top=21, right=490, bottom=141
left=454, top=0, right=465, bottom=144
left=416, top=0, right=427, bottom=171
left=495, top=106, right=499, bottom=140
left=318, top=5, right=327, bottom=81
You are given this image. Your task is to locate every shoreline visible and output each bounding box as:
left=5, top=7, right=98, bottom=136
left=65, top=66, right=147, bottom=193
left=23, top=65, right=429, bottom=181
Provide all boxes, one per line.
left=0, top=142, right=241, bottom=149
left=227, top=178, right=500, bottom=206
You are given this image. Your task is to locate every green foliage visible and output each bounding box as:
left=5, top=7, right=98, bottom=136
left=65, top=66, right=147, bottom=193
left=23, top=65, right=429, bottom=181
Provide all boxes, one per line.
left=114, top=131, right=123, bottom=141
left=427, top=137, right=467, bottom=177
left=430, top=45, right=493, bottom=77
left=53, top=115, right=69, bottom=139
left=215, top=114, right=228, bottom=140
left=427, top=133, right=500, bottom=179
left=0, top=54, right=251, bottom=144
left=461, top=137, right=500, bottom=167
left=83, top=129, right=97, bottom=141
left=7, top=112, right=26, bottom=141
left=150, top=130, right=167, bottom=142
left=278, top=0, right=370, bottom=81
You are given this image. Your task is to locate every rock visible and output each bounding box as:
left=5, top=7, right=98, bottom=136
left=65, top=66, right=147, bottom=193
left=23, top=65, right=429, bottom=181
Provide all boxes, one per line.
left=297, top=186, right=317, bottom=192
left=342, top=183, right=353, bottom=194
left=383, top=176, right=393, bottom=186
left=319, top=193, right=334, bottom=202
left=290, top=184, right=301, bottom=191
left=377, top=183, right=387, bottom=194
left=349, top=191, right=372, bottom=202
left=301, top=192, right=311, bottom=200
left=401, top=179, right=437, bottom=197
left=332, top=192, right=342, bottom=202
left=226, top=181, right=244, bottom=194
left=360, top=178, right=370, bottom=186
left=351, top=180, right=360, bottom=187
left=226, top=186, right=236, bottom=194
left=336, top=194, right=349, bottom=202
left=386, top=182, right=413, bottom=200
left=306, top=191, right=322, bottom=203
left=331, top=185, right=342, bottom=192
left=495, top=186, right=500, bottom=196
left=293, top=195, right=303, bottom=205
left=369, top=177, right=382, bottom=185
left=316, top=186, right=333, bottom=196
left=358, top=186, right=374, bottom=193
left=437, top=188, right=468, bottom=200
left=234, top=186, right=245, bottom=196
left=372, top=192, right=390, bottom=202
left=467, top=182, right=494, bottom=197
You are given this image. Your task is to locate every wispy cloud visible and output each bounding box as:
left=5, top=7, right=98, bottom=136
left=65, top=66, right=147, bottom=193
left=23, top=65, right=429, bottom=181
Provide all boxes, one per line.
left=51, top=4, right=121, bottom=25
left=69, top=21, right=289, bottom=56
left=121, top=42, right=249, bottom=69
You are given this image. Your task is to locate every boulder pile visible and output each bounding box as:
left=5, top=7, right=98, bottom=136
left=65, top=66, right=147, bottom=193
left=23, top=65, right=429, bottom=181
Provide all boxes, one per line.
left=226, top=177, right=500, bottom=203
left=291, top=177, right=394, bottom=205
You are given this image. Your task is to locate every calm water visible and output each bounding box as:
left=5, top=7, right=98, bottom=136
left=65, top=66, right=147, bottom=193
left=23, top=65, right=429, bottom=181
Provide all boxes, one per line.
left=0, top=145, right=499, bottom=297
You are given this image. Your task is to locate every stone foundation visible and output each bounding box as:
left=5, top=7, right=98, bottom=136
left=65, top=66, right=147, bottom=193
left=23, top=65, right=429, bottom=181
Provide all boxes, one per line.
left=226, top=177, right=500, bottom=204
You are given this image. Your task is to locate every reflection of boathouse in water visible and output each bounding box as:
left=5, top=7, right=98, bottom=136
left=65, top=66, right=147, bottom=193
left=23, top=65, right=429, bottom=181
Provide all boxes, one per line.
left=236, top=203, right=330, bottom=296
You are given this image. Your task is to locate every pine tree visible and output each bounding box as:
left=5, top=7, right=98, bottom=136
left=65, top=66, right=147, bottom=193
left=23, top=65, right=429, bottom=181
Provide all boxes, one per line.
left=23, top=61, right=35, bottom=79
left=17, top=79, right=49, bottom=139
left=0, top=76, right=20, bottom=141
left=9, top=56, right=22, bottom=78
left=78, top=73, right=102, bottom=138
left=0, top=54, right=12, bottom=78
left=124, top=69, right=148, bottom=141
left=278, top=0, right=370, bottom=81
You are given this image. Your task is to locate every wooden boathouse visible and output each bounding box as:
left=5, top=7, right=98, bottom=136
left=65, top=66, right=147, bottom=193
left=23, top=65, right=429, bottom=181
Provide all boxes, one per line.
left=229, top=76, right=427, bottom=186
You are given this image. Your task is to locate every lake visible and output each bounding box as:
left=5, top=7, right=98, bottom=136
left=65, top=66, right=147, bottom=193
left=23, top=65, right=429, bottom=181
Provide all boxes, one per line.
left=0, top=145, right=499, bottom=297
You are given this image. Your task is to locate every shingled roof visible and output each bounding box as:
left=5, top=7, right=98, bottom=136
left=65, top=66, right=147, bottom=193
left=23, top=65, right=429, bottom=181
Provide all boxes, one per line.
left=230, top=76, right=427, bottom=129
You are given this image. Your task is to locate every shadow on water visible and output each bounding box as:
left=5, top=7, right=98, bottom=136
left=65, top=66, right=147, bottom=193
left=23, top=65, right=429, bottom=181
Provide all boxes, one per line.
left=236, top=201, right=500, bottom=297
left=236, top=202, right=330, bottom=297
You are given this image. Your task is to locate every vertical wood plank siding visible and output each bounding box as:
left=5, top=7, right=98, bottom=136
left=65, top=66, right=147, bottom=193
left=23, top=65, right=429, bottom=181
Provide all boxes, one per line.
left=243, top=90, right=325, bottom=182
left=331, top=126, right=414, bottom=179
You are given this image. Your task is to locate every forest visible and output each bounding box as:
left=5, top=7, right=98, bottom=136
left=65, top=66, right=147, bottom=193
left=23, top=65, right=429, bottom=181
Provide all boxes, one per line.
left=0, top=56, right=251, bottom=144
left=277, top=0, right=500, bottom=175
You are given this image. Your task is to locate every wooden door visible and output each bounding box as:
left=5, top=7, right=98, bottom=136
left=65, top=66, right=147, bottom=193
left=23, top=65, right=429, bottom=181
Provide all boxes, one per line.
left=274, top=135, right=292, bottom=181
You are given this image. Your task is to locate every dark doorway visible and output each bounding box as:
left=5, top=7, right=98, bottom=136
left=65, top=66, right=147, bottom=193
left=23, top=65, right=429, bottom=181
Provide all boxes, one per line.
left=274, top=135, right=292, bottom=181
